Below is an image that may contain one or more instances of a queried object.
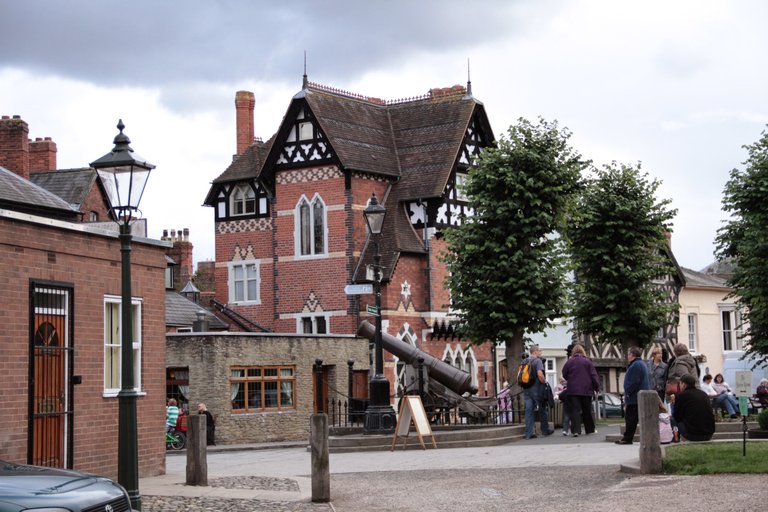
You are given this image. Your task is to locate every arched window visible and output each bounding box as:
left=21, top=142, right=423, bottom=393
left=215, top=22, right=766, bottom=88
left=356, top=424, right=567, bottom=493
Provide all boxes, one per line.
left=296, top=194, right=326, bottom=256
left=231, top=184, right=256, bottom=216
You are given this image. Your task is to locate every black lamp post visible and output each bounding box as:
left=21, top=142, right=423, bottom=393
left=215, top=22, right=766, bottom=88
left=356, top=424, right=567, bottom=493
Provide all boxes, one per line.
left=362, top=192, right=396, bottom=433
left=90, top=120, right=154, bottom=511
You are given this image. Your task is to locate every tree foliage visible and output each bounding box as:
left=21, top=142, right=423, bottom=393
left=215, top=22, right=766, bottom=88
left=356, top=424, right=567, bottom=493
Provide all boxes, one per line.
left=442, top=117, right=584, bottom=386
left=564, top=162, right=677, bottom=349
left=716, top=127, right=768, bottom=365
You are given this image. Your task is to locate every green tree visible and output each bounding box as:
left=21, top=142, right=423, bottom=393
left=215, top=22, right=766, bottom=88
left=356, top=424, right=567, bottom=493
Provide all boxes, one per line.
left=564, top=162, right=677, bottom=350
left=442, top=117, right=584, bottom=389
left=716, top=127, right=768, bottom=365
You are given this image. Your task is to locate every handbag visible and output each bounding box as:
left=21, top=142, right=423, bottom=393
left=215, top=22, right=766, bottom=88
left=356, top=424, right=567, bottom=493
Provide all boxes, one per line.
left=665, top=381, right=681, bottom=395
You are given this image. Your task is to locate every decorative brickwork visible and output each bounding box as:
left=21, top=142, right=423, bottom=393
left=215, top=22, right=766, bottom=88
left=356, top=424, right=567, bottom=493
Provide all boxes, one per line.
left=216, top=217, right=272, bottom=234
left=276, top=166, right=342, bottom=184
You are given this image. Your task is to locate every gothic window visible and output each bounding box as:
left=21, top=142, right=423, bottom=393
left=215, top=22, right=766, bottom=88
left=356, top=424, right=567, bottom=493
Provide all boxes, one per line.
left=295, top=194, right=327, bottom=257
left=214, top=182, right=269, bottom=221
left=231, top=184, right=256, bottom=216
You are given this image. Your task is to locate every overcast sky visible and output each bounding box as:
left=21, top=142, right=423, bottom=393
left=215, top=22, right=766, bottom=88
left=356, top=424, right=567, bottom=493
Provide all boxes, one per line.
left=2, top=0, right=766, bottom=272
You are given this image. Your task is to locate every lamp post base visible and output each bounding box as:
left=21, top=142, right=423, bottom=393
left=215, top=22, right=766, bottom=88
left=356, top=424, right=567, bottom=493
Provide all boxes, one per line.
left=364, top=376, right=396, bottom=434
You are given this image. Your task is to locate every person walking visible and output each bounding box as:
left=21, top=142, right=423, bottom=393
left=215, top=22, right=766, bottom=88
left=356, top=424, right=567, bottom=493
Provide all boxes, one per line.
left=561, top=344, right=600, bottom=437
left=522, top=345, right=554, bottom=439
left=554, top=377, right=571, bottom=436
left=615, top=346, right=651, bottom=445
left=672, top=374, right=715, bottom=441
left=646, top=346, right=668, bottom=401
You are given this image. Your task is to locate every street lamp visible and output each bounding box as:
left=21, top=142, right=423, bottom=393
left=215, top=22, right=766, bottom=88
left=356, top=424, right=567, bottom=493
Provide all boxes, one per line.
left=362, top=192, right=396, bottom=433
left=90, top=119, right=155, bottom=511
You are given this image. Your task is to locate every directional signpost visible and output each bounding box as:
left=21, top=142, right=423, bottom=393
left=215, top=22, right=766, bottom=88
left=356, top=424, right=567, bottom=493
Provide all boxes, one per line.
left=366, top=304, right=379, bottom=316
left=735, top=370, right=752, bottom=456
left=344, top=284, right=373, bottom=295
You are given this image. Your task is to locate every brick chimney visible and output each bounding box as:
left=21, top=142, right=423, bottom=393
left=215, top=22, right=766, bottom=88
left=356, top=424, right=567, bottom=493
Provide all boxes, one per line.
left=29, top=137, right=58, bottom=172
left=0, top=115, right=30, bottom=179
left=164, top=228, right=194, bottom=291
left=235, top=90, right=255, bottom=155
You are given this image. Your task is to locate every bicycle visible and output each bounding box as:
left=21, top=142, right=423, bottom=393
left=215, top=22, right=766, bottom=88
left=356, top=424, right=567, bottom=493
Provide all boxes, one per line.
left=165, top=427, right=186, bottom=451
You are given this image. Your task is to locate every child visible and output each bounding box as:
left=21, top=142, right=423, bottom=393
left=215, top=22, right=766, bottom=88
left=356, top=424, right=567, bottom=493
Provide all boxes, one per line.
left=658, top=395, right=673, bottom=444
left=166, top=398, right=180, bottom=432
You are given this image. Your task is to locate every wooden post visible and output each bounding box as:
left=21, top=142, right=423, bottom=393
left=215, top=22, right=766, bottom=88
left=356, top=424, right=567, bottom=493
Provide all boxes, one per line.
left=638, top=390, right=662, bottom=474
left=186, top=414, right=208, bottom=486
left=310, top=414, right=330, bottom=502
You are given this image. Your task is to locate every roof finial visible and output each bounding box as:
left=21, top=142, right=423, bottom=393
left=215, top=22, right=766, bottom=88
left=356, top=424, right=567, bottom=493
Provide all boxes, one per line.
left=302, top=50, right=308, bottom=89
left=466, top=58, right=472, bottom=97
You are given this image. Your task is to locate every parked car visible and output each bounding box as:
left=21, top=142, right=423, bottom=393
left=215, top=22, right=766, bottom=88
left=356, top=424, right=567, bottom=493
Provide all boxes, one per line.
left=595, top=392, right=624, bottom=418
left=0, top=460, right=132, bottom=512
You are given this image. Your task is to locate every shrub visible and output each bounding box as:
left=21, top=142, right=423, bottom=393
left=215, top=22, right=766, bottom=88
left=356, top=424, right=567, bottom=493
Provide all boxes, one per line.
left=759, top=409, right=768, bottom=431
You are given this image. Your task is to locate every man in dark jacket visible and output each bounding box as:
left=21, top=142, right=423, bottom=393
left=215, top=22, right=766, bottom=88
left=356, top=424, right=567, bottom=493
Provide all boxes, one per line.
left=616, top=346, right=651, bottom=445
left=673, top=374, right=715, bottom=441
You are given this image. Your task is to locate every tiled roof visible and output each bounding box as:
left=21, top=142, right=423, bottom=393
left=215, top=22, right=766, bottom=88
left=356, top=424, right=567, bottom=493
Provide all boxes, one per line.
left=204, top=139, right=273, bottom=205
left=681, top=267, right=730, bottom=289
left=29, top=167, right=97, bottom=209
left=165, top=290, right=228, bottom=330
left=0, top=166, right=79, bottom=218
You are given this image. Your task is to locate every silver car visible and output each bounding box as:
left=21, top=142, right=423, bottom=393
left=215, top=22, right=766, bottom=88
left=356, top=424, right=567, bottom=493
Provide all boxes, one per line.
left=0, top=460, right=133, bottom=512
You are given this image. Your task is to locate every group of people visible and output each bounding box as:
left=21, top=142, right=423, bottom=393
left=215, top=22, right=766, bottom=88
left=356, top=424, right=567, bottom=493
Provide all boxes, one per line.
left=516, top=341, right=735, bottom=444
left=166, top=399, right=217, bottom=446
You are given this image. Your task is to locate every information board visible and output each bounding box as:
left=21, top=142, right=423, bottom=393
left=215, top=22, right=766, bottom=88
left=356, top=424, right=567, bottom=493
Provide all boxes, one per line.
left=391, top=395, right=437, bottom=451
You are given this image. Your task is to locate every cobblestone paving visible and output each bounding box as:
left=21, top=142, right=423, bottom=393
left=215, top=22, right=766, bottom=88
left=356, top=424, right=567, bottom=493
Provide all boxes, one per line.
left=142, top=495, right=331, bottom=512
left=208, top=475, right=301, bottom=492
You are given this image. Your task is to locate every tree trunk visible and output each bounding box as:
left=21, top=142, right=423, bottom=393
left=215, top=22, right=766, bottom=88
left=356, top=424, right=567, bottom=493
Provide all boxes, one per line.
left=505, top=328, right=526, bottom=395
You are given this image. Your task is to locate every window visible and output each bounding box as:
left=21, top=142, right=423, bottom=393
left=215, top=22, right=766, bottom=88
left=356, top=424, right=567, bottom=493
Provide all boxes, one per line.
left=687, top=313, right=697, bottom=351
left=228, top=260, right=260, bottom=304
left=545, top=357, right=557, bottom=388
left=721, top=307, right=744, bottom=351
left=295, top=194, right=326, bottom=257
left=231, top=184, right=256, bottom=216
left=300, top=315, right=328, bottom=334
left=89, top=211, right=98, bottom=222
left=104, top=296, right=142, bottom=396
left=230, top=366, right=295, bottom=412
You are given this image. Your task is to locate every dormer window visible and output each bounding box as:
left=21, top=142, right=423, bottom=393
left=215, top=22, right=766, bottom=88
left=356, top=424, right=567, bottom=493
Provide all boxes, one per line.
left=231, top=184, right=256, bottom=216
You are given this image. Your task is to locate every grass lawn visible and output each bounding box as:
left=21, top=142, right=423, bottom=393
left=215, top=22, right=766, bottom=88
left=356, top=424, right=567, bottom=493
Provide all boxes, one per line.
left=663, top=441, right=768, bottom=475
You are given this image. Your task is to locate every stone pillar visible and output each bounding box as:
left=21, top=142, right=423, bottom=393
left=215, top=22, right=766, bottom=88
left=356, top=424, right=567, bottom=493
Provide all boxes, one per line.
left=310, top=414, right=330, bottom=502
left=186, top=414, right=208, bottom=486
left=639, top=390, right=662, bottom=474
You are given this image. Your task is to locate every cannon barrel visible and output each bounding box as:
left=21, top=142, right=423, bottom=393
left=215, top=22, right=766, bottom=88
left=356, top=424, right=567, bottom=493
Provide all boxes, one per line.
left=357, top=320, right=478, bottom=395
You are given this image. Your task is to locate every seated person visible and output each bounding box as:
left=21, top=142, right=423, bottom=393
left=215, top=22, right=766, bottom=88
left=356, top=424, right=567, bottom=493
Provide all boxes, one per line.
left=702, top=374, right=739, bottom=418
left=166, top=398, right=180, bottom=432
left=672, top=374, right=715, bottom=442
left=756, top=378, right=768, bottom=406
left=657, top=395, right=674, bottom=444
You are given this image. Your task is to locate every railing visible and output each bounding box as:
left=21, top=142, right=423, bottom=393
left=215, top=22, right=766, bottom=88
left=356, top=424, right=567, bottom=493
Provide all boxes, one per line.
left=211, top=299, right=272, bottom=333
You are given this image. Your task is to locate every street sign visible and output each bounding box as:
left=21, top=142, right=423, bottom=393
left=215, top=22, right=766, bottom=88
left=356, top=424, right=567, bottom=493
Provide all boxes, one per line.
left=735, top=370, right=752, bottom=397
left=344, top=284, right=373, bottom=295
left=366, top=304, right=379, bottom=316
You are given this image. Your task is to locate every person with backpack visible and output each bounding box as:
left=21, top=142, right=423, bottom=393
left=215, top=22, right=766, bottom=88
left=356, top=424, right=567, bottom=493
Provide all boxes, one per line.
left=520, top=344, right=554, bottom=439
left=561, top=344, right=600, bottom=437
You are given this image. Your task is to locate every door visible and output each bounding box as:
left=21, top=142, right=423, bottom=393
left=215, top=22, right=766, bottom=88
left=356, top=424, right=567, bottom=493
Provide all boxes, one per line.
left=29, top=284, right=73, bottom=468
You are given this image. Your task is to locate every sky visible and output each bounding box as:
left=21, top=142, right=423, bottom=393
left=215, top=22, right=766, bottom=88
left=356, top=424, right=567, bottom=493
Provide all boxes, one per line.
left=1, top=0, right=766, bottom=272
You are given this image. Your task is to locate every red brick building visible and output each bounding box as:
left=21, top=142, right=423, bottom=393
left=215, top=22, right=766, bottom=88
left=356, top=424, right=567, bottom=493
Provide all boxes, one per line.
left=204, top=79, right=499, bottom=403
left=0, top=115, right=167, bottom=478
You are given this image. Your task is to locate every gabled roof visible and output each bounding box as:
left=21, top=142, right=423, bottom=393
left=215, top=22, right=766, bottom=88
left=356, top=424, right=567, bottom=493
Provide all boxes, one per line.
left=681, top=266, right=731, bottom=290
left=29, top=167, right=97, bottom=209
left=204, top=139, right=273, bottom=205
left=0, top=166, right=79, bottom=219
left=165, top=290, right=228, bottom=330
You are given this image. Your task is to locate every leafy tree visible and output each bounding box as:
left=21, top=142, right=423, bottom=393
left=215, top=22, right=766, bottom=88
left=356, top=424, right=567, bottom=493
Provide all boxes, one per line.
left=716, top=127, right=768, bottom=366
left=564, top=162, right=677, bottom=350
left=441, top=117, right=584, bottom=389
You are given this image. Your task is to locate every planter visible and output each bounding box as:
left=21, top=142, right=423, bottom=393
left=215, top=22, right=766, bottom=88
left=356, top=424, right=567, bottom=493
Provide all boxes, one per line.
left=747, top=428, right=768, bottom=439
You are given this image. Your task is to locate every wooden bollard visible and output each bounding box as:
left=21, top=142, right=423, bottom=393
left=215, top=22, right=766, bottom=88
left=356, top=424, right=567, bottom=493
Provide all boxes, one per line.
left=638, top=390, right=662, bottom=474
left=310, top=414, right=330, bottom=502
left=186, top=414, right=208, bottom=486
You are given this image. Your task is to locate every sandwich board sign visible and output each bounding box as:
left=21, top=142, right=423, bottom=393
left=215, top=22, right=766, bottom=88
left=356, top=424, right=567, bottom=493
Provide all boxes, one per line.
left=391, top=395, right=436, bottom=451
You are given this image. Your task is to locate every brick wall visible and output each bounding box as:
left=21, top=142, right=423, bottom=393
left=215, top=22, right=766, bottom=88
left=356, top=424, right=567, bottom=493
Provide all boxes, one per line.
left=166, top=333, right=369, bottom=444
left=0, top=115, right=30, bottom=179
left=29, top=137, right=57, bottom=172
left=0, top=212, right=168, bottom=479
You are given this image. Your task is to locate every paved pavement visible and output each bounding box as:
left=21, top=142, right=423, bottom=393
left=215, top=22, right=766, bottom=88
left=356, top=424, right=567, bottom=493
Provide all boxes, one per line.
left=139, top=424, right=767, bottom=511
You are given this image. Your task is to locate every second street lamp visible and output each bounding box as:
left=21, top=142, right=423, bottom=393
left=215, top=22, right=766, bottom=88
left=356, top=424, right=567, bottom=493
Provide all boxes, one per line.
left=90, top=119, right=155, bottom=511
left=362, top=192, right=396, bottom=433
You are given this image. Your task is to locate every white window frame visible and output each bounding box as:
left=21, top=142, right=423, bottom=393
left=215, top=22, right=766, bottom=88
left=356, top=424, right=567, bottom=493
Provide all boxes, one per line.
left=545, top=357, right=557, bottom=388
left=228, top=260, right=260, bottom=304
left=687, top=313, right=697, bottom=351
left=298, top=314, right=329, bottom=334
left=230, top=183, right=256, bottom=216
left=103, top=295, right=143, bottom=397
left=294, top=193, right=328, bottom=258
left=720, top=306, right=744, bottom=351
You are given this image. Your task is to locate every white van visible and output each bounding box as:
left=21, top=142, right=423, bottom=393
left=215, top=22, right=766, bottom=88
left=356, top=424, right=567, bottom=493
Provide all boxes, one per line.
left=721, top=351, right=768, bottom=393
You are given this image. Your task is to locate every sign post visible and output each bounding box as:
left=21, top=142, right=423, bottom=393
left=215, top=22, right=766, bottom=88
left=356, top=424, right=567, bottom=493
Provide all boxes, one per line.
left=366, top=304, right=379, bottom=316
left=344, top=284, right=373, bottom=295
left=735, top=370, right=752, bottom=457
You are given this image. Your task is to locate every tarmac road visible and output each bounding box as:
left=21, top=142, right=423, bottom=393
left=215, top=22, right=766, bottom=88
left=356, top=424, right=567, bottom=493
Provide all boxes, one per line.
left=140, top=424, right=767, bottom=512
